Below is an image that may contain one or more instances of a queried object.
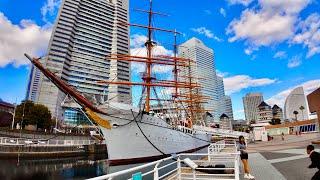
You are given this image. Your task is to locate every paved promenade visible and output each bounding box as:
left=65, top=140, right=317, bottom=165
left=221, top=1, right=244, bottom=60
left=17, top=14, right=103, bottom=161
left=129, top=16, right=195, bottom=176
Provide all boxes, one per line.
left=239, top=133, right=320, bottom=180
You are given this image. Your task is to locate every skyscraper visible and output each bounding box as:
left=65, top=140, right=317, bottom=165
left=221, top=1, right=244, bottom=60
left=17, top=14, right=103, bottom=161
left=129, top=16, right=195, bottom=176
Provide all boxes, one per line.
left=224, top=95, right=234, bottom=120
left=243, top=93, right=263, bottom=124
left=178, top=37, right=218, bottom=121
left=28, top=0, right=131, bottom=119
left=215, top=76, right=233, bottom=121
left=26, top=57, right=45, bottom=102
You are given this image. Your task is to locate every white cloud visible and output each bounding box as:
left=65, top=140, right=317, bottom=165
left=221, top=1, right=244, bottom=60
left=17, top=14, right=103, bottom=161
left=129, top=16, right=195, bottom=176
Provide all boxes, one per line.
left=152, top=65, right=173, bottom=74
left=191, top=27, right=223, bottom=42
left=244, top=48, right=252, bottom=55
left=273, top=51, right=287, bottom=59
left=130, top=34, right=147, bottom=48
left=131, top=62, right=145, bottom=74
left=216, top=70, right=229, bottom=77
left=204, top=10, right=212, bottom=15
left=130, top=34, right=173, bottom=74
left=267, top=79, right=320, bottom=107
left=41, top=0, right=61, bottom=23
left=220, top=8, right=227, bottom=17
left=287, top=55, right=302, bottom=68
left=0, top=13, right=52, bottom=67
left=224, top=75, right=277, bottom=94
left=226, top=0, right=311, bottom=50
left=226, top=0, right=254, bottom=6
left=292, top=13, right=320, bottom=58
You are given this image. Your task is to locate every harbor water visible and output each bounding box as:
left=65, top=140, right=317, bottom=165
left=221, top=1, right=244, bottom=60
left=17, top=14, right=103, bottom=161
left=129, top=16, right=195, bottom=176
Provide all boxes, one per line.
left=1, top=148, right=208, bottom=180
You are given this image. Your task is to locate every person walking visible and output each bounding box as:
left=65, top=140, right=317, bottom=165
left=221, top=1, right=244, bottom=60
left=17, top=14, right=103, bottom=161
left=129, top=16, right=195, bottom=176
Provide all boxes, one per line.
left=281, top=132, right=285, bottom=141
left=306, top=145, right=320, bottom=180
left=238, top=135, right=255, bottom=179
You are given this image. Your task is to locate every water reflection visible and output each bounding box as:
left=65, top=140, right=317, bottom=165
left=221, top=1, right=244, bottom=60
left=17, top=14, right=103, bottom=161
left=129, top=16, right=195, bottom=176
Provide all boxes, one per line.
left=0, top=155, right=111, bottom=180
left=1, top=148, right=208, bottom=180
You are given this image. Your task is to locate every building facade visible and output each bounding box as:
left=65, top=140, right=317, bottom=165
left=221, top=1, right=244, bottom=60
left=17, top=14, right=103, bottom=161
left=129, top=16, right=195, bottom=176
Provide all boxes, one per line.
left=219, top=113, right=232, bottom=130
left=223, top=95, right=234, bottom=121
left=307, top=87, right=320, bottom=129
left=0, top=99, right=14, bottom=113
left=215, top=76, right=232, bottom=121
left=28, top=0, right=131, bottom=119
left=178, top=38, right=218, bottom=122
left=266, top=119, right=318, bottom=136
left=272, top=104, right=283, bottom=121
left=257, top=101, right=273, bottom=124
left=26, top=57, right=46, bottom=102
left=284, top=87, right=309, bottom=121
left=243, top=93, right=263, bottom=124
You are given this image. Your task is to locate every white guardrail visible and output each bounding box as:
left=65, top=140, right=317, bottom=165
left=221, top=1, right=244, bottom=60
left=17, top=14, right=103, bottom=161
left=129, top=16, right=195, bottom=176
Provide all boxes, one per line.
left=88, top=140, right=240, bottom=180
left=193, top=125, right=250, bottom=139
left=0, top=137, right=98, bottom=146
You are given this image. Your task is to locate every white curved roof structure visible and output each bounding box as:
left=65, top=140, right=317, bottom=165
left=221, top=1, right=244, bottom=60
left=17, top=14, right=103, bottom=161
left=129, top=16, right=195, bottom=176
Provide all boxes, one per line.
left=284, top=87, right=309, bottom=121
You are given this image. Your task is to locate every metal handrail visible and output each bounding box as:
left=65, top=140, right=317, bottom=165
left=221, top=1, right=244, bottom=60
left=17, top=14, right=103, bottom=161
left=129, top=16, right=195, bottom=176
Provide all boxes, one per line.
left=88, top=140, right=241, bottom=180
left=0, top=137, right=97, bottom=146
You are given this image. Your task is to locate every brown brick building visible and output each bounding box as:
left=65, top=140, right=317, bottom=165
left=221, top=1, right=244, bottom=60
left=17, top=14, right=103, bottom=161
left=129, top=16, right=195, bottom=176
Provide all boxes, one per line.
left=0, top=99, right=14, bottom=113
left=307, top=87, right=320, bottom=128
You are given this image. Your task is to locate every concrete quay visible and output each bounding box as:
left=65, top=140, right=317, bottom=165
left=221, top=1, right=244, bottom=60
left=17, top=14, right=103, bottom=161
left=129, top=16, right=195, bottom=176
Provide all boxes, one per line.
left=0, top=143, right=107, bottom=159
left=240, top=133, right=320, bottom=180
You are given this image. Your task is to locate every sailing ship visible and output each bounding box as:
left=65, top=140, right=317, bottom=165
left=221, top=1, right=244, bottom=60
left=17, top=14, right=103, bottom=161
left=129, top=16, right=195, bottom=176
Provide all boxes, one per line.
left=25, top=0, right=213, bottom=165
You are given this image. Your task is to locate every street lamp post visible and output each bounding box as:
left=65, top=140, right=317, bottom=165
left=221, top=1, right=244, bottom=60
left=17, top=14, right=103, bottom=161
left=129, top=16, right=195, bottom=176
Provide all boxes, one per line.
left=9, top=104, right=16, bottom=130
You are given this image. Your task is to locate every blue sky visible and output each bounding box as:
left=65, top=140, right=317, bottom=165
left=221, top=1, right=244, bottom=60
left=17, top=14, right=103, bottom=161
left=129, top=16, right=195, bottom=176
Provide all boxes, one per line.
left=0, top=0, right=320, bottom=119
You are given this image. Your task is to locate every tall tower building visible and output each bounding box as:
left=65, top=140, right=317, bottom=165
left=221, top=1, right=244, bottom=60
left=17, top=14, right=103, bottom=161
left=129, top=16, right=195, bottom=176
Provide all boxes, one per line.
left=28, top=0, right=131, bottom=119
left=224, top=95, right=234, bottom=121
left=216, top=76, right=228, bottom=121
left=178, top=38, right=218, bottom=121
left=243, top=93, right=263, bottom=124
left=26, top=57, right=46, bottom=102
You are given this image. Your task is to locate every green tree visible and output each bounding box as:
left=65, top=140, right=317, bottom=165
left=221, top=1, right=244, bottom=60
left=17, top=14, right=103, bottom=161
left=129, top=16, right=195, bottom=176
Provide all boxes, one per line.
left=274, top=118, right=281, bottom=124
left=270, top=118, right=281, bottom=125
left=30, top=104, right=52, bottom=129
left=293, top=111, right=299, bottom=121
left=15, top=100, right=34, bottom=127
left=14, top=101, right=52, bottom=130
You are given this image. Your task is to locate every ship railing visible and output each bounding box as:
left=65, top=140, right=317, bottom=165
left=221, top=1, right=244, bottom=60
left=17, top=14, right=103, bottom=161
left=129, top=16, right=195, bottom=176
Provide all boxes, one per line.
left=0, top=137, right=98, bottom=146
left=88, top=152, right=240, bottom=180
left=208, top=140, right=238, bottom=162
left=88, top=141, right=240, bottom=180
left=193, top=126, right=249, bottom=138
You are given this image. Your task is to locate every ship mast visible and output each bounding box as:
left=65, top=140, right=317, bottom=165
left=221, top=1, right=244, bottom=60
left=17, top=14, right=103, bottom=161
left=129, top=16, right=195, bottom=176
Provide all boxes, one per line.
left=173, top=30, right=178, bottom=99
left=144, top=0, right=154, bottom=112
left=98, top=0, right=210, bottom=123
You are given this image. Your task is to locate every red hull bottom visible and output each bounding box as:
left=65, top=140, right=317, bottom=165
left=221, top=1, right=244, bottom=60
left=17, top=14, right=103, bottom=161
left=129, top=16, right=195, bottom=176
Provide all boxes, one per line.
left=108, top=144, right=209, bottom=166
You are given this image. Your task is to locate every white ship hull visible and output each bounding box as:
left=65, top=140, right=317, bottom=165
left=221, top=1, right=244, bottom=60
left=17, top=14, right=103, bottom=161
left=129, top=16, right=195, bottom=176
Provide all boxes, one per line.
left=97, top=108, right=211, bottom=165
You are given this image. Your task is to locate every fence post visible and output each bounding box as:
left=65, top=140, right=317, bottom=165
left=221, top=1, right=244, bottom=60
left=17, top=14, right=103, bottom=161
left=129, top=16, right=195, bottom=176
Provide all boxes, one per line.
left=177, top=158, right=181, bottom=180
left=192, top=169, right=196, bottom=180
left=153, top=162, right=160, bottom=180
left=234, top=155, right=240, bottom=180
